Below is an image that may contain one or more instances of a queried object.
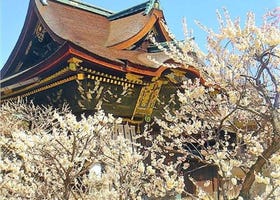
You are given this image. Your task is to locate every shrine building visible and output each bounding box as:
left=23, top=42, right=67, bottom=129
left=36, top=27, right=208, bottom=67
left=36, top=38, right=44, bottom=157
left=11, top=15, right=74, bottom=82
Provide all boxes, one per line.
left=1, top=0, right=201, bottom=123
left=1, top=0, right=219, bottom=197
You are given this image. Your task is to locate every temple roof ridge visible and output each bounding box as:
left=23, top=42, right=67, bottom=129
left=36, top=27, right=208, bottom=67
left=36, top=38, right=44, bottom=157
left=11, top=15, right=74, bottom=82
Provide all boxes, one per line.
left=54, top=0, right=114, bottom=16
left=144, top=0, right=160, bottom=15
left=2, top=0, right=171, bottom=80
left=43, top=0, right=161, bottom=20
left=108, top=0, right=160, bottom=21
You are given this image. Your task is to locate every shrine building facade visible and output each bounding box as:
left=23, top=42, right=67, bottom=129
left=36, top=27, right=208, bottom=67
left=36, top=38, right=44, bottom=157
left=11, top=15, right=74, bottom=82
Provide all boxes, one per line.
left=1, top=0, right=219, bottom=198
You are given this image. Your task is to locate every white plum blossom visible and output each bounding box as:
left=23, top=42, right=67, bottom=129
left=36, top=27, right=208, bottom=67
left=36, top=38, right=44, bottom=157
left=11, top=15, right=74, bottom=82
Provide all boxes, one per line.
left=148, top=7, right=280, bottom=200
left=0, top=100, right=184, bottom=200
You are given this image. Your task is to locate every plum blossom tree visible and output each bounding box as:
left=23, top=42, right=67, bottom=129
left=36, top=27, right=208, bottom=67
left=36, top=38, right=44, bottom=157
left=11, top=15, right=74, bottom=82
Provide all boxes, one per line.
left=1, top=8, right=279, bottom=200
left=147, top=7, right=280, bottom=200
left=0, top=99, right=184, bottom=200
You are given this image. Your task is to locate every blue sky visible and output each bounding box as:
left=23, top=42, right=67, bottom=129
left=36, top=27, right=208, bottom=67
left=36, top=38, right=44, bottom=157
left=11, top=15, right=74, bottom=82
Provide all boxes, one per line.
left=0, top=0, right=279, bottom=68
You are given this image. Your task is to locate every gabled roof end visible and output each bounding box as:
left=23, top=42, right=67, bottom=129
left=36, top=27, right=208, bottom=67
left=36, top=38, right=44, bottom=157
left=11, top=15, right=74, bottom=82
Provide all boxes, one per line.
left=143, top=0, right=160, bottom=15
left=108, top=0, right=161, bottom=21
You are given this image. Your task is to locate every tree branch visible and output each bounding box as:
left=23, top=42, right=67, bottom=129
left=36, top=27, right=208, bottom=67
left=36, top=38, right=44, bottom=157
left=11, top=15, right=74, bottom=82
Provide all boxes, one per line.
left=238, top=136, right=280, bottom=199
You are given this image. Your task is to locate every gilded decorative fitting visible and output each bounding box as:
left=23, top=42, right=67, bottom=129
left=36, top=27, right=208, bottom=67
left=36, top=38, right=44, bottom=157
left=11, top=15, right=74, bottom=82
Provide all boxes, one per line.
left=154, top=0, right=160, bottom=9
left=3, top=89, right=13, bottom=95
left=35, top=23, right=46, bottom=42
left=68, top=57, right=83, bottom=71
left=125, top=73, right=143, bottom=83
left=77, top=73, right=85, bottom=80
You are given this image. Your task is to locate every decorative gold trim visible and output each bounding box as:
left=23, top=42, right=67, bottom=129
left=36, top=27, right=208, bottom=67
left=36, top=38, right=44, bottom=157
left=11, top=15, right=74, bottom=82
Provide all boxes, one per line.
left=80, top=66, right=149, bottom=86
left=68, top=57, right=83, bottom=71
left=2, top=67, right=71, bottom=99
left=77, top=73, right=85, bottom=80
left=2, top=75, right=83, bottom=102
left=170, top=68, right=187, bottom=77
left=125, top=73, right=143, bottom=84
left=87, top=75, right=134, bottom=88
left=35, top=23, right=46, bottom=42
left=132, top=80, right=164, bottom=120
left=3, top=89, right=13, bottom=95
left=164, top=69, right=187, bottom=84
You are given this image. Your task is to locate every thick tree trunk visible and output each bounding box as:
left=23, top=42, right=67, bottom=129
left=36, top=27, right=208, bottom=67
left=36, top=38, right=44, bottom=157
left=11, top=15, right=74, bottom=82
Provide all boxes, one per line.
left=238, top=136, right=280, bottom=199
left=64, top=176, right=71, bottom=200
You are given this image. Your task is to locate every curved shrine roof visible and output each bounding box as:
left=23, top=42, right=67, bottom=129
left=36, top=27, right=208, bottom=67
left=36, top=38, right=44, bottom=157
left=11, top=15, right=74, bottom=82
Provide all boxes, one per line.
left=1, top=0, right=203, bottom=120
left=2, top=0, right=201, bottom=83
left=35, top=0, right=168, bottom=68
left=106, top=12, right=150, bottom=47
